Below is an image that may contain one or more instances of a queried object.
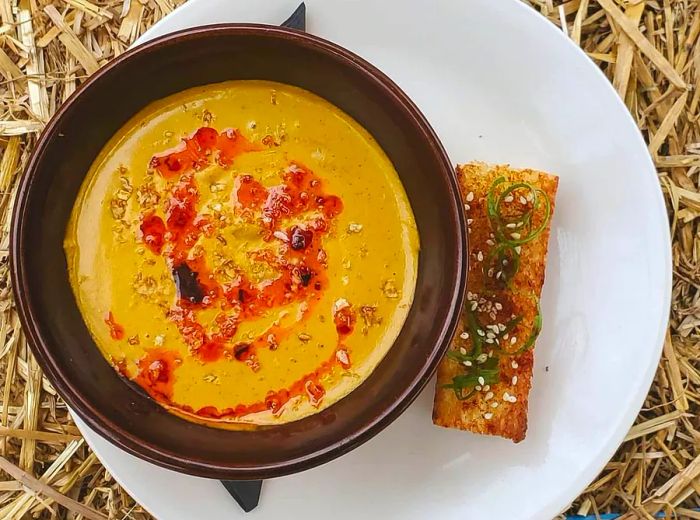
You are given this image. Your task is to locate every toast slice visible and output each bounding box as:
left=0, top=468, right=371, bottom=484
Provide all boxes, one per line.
left=432, top=162, right=558, bottom=442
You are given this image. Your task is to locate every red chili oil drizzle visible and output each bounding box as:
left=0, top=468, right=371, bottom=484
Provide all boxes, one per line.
left=104, top=312, right=125, bottom=340
left=134, top=349, right=182, bottom=402
left=125, top=126, right=357, bottom=420
left=149, top=127, right=261, bottom=178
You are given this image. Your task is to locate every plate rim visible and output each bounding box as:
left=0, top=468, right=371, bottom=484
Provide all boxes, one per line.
left=77, top=0, right=673, bottom=518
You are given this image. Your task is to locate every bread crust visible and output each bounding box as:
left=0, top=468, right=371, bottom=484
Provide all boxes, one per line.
left=432, top=162, right=558, bottom=443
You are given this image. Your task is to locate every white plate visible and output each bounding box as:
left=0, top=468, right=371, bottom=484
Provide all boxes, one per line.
left=72, top=0, right=671, bottom=518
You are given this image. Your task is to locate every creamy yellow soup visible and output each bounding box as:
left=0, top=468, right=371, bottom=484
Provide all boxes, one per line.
left=65, top=80, right=419, bottom=427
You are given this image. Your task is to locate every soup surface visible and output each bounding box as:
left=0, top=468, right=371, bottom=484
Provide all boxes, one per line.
left=65, top=80, right=419, bottom=427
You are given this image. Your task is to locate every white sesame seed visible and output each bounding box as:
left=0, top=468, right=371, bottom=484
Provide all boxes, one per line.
left=459, top=347, right=467, bottom=355
left=478, top=376, right=485, bottom=386
left=511, top=336, right=518, bottom=345
left=510, top=232, right=521, bottom=239
left=495, top=302, right=503, bottom=310
left=491, top=401, right=499, bottom=408
left=475, top=385, right=482, bottom=391
left=527, top=193, right=534, bottom=202
left=488, top=350, right=494, bottom=357
left=512, top=376, right=518, bottom=385
left=506, top=223, right=516, bottom=229
left=477, top=251, right=483, bottom=262
left=466, top=191, right=474, bottom=202
left=498, top=323, right=506, bottom=332
left=511, top=360, right=519, bottom=369
left=463, top=360, right=472, bottom=367
left=460, top=333, right=469, bottom=341
left=468, top=227, right=472, bottom=234
left=502, top=259, right=509, bottom=265
left=483, top=385, right=490, bottom=391
left=503, top=392, right=511, bottom=401
left=486, top=332, right=496, bottom=339
left=519, top=195, right=527, bottom=204
left=464, top=203, right=470, bottom=211
left=477, top=354, right=488, bottom=363
left=485, top=391, right=494, bottom=400
left=468, top=218, right=474, bottom=225
left=504, top=195, right=514, bottom=202
left=471, top=301, right=478, bottom=311
left=515, top=246, right=522, bottom=254
left=487, top=268, right=494, bottom=277
left=485, top=338, right=494, bottom=344
left=484, top=412, right=493, bottom=420
left=477, top=329, right=485, bottom=337
left=467, top=291, right=474, bottom=300
left=508, top=395, right=518, bottom=403
left=503, top=333, right=509, bottom=340
left=496, top=271, right=502, bottom=279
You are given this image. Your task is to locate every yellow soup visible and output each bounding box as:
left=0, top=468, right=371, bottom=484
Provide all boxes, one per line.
left=65, top=80, right=419, bottom=427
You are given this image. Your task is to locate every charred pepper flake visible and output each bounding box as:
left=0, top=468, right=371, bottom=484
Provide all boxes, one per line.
left=172, top=263, right=205, bottom=304
left=233, top=342, right=252, bottom=361
left=290, top=225, right=313, bottom=251
left=104, top=311, right=125, bottom=340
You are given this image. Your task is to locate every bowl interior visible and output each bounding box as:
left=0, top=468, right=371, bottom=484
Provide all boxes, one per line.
left=12, top=25, right=465, bottom=479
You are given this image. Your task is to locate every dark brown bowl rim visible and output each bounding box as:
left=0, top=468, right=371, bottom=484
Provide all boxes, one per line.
left=10, top=23, right=467, bottom=479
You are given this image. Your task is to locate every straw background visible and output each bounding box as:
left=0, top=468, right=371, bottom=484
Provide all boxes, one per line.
left=0, top=1, right=695, bottom=518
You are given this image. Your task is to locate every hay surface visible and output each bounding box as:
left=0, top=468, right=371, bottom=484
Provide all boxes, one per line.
left=0, top=1, right=695, bottom=518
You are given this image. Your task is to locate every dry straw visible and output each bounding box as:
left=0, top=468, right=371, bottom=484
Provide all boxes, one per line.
left=0, top=1, right=694, bottom=518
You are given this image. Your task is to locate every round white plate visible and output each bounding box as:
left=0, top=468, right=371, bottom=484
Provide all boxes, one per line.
left=72, top=0, right=671, bottom=518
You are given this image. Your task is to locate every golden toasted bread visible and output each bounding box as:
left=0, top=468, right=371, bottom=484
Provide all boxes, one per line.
left=432, top=162, right=558, bottom=442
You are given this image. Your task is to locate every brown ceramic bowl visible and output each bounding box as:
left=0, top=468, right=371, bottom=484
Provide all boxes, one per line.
left=10, top=25, right=466, bottom=480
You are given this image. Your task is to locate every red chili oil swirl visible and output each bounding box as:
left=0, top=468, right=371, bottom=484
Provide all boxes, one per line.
left=119, top=126, right=356, bottom=420
left=104, top=312, right=125, bottom=340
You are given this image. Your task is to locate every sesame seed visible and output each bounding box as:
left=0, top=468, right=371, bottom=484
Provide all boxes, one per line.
left=495, top=302, right=503, bottom=310
left=527, top=193, right=534, bottom=202
left=486, top=239, right=495, bottom=246
left=508, top=395, right=518, bottom=403
left=475, top=385, right=482, bottom=391
left=487, top=268, right=495, bottom=277
left=504, top=195, right=514, bottom=202
left=498, top=323, right=506, bottom=332
left=519, top=195, right=527, bottom=204
left=491, top=401, right=499, bottom=408
left=511, top=360, right=519, bottom=369
left=502, top=259, right=509, bottom=265
left=484, top=413, right=493, bottom=420
left=463, top=360, right=472, bottom=367
left=460, top=332, right=469, bottom=340
left=468, top=218, right=474, bottom=225
left=503, top=392, right=511, bottom=401
left=496, top=271, right=503, bottom=279
left=485, top=338, right=494, bottom=344
left=483, top=385, right=490, bottom=391
left=486, top=332, right=495, bottom=339
left=477, top=329, right=485, bottom=337
left=478, top=376, right=485, bottom=386
left=512, top=376, right=518, bottom=385
left=464, top=203, right=470, bottom=211
left=476, top=354, right=488, bottom=363
left=466, top=191, right=474, bottom=202
left=459, top=347, right=467, bottom=355
left=467, top=291, right=474, bottom=300
left=510, top=232, right=521, bottom=239
left=468, top=227, right=472, bottom=234
left=471, top=301, right=478, bottom=311
left=506, top=223, right=516, bottom=229
left=511, top=336, right=518, bottom=345
left=477, top=251, right=484, bottom=262
left=515, top=246, right=522, bottom=254
left=488, top=350, right=494, bottom=357
left=504, top=334, right=509, bottom=340
left=485, top=391, right=494, bottom=400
